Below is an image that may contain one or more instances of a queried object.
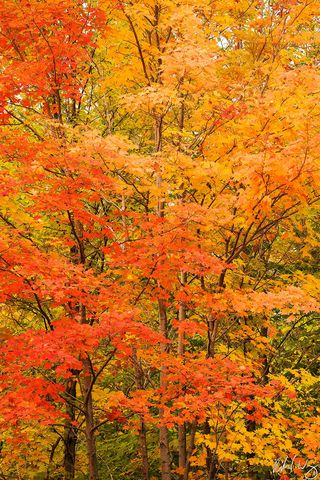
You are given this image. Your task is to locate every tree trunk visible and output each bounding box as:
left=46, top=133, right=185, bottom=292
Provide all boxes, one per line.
left=204, top=271, right=225, bottom=475
left=154, top=101, right=171, bottom=480
left=63, top=379, right=77, bottom=480
left=82, top=358, right=99, bottom=480
left=178, top=425, right=186, bottom=480
left=46, top=437, right=61, bottom=480
left=183, top=420, right=197, bottom=480
left=64, top=218, right=81, bottom=480
left=133, top=351, right=150, bottom=480
left=69, top=214, right=99, bottom=480
left=158, top=298, right=171, bottom=480
left=178, top=271, right=187, bottom=479
left=139, top=419, right=150, bottom=480
left=204, top=420, right=218, bottom=480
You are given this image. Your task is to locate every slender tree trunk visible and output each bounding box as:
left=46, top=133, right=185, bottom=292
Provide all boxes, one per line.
left=183, top=420, right=197, bottom=480
left=154, top=108, right=171, bottom=480
left=245, top=326, right=269, bottom=480
left=177, top=97, right=188, bottom=479
left=178, top=271, right=187, bottom=479
left=204, top=419, right=218, bottom=480
left=80, top=302, right=98, bottom=480
left=139, top=419, right=150, bottom=480
left=133, top=351, right=150, bottom=480
left=160, top=425, right=171, bottom=480
left=208, top=456, right=218, bottom=480
left=63, top=379, right=77, bottom=480
left=177, top=273, right=186, bottom=357
left=69, top=214, right=99, bottom=480
left=158, top=298, right=171, bottom=480
left=82, top=358, right=99, bottom=480
left=204, top=270, right=226, bottom=476
left=178, top=425, right=186, bottom=480
left=46, top=437, right=61, bottom=480
left=207, top=314, right=218, bottom=359
left=63, top=220, right=81, bottom=480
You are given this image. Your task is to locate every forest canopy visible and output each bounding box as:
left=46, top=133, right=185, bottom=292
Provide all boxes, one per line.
left=0, top=0, right=320, bottom=479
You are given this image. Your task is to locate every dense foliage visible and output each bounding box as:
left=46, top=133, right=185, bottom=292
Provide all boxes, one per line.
left=0, top=1, right=319, bottom=479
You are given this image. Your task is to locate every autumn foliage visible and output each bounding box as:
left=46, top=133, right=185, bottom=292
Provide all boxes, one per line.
left=0, top=0, right=320, bottom=479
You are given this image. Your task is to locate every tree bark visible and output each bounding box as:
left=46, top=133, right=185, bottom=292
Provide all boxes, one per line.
left=63, top=379, right=77, bottom=480
left=154, top=95, right=171, bottom=479
left=82, top=358, right=99, bottom=480
left=133, top=352, right=150, bottom=480
left=178, top=271, right=187, bottom=479
left=204, top=271, right=226, bottom=476
left=69, top=214, right=99, bottom=480
left=80, top=301, right=98, bottom=480
left=158, top=298, right=171, bottom=480
left=183, top=420, right=197, bottom=480
left=139, top=419, right=150, bottom=480
left=204, top=419, right=218, bottom=480
left=63, top=215, right=81, bottom=480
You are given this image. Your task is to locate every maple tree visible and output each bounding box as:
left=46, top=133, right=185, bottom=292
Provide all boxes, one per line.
left=0, top=0, right=320, bottom=479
